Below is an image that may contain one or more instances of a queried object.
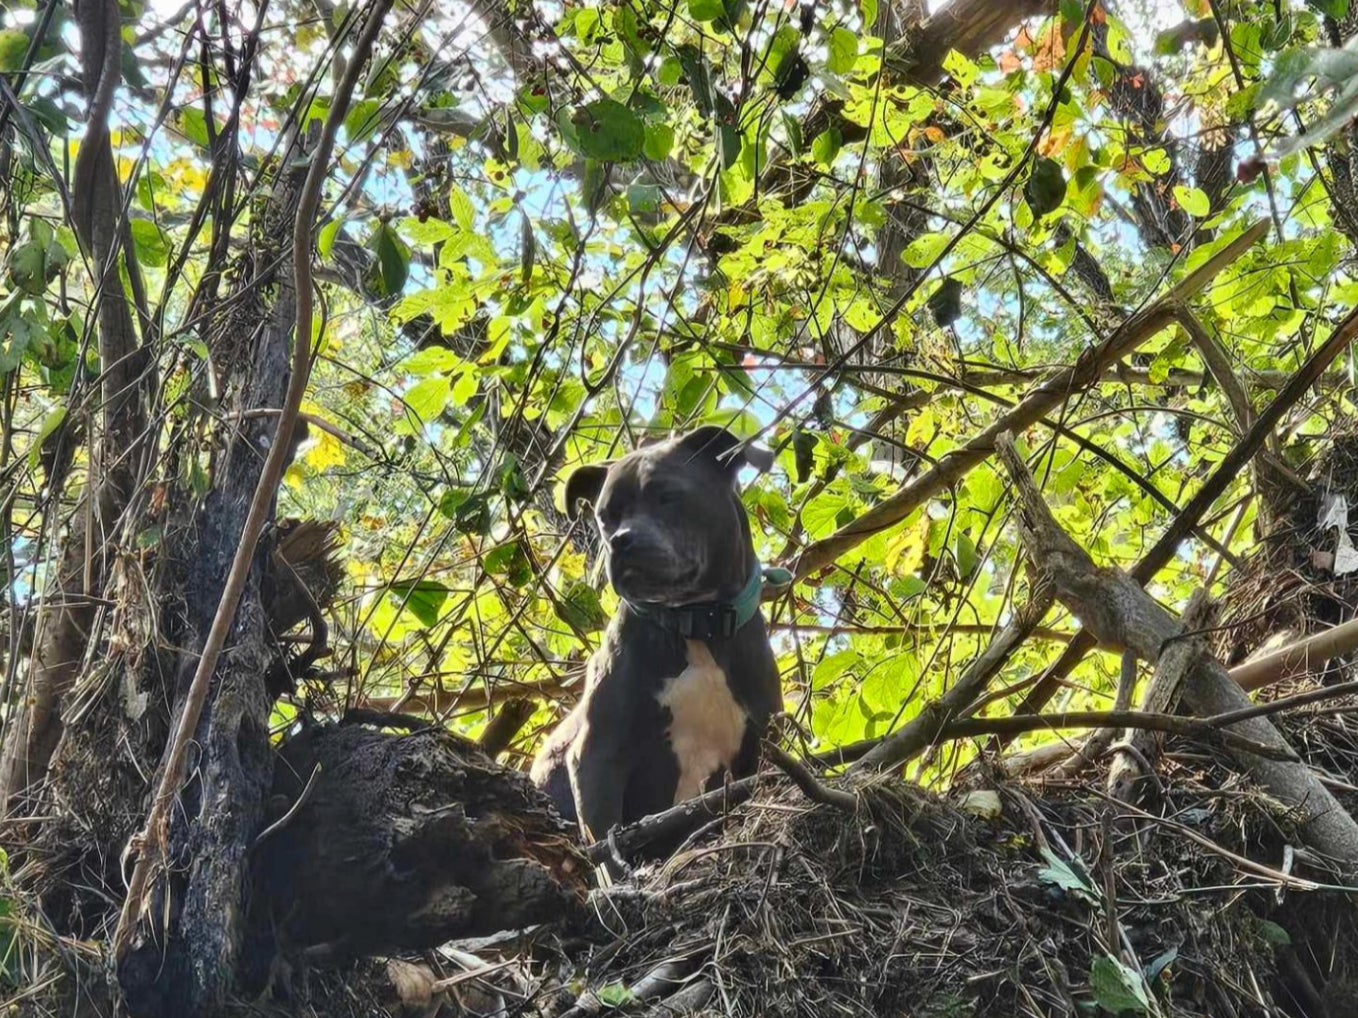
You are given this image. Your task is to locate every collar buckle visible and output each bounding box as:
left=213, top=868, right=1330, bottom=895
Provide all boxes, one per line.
left=676, top=602, right=739, bottom=641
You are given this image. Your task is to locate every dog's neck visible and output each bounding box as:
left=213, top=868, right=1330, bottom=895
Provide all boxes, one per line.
left=618, top=550, right=764, bottom=643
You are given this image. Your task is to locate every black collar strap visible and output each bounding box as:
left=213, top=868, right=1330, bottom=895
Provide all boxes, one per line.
left=624, top=560, right=765, bottom=641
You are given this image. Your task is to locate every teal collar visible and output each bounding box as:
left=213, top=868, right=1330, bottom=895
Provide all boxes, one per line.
left=626, top=560, right=788, bottom=641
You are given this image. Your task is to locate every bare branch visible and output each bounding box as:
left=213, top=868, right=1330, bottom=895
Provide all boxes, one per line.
left=995, top=432, right=1358, bottom=872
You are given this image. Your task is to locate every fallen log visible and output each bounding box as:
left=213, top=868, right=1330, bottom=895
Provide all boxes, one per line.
left=250, top=722, right=588, bottom=963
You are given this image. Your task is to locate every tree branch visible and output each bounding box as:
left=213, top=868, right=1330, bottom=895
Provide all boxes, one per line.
left=995, top=432, right=1358, bottom=872
left=1008, top=296, right=1358, bottom=725
left=1, top=0, right=152, bottom=810
left=786, top=220, right=1269, bottom=585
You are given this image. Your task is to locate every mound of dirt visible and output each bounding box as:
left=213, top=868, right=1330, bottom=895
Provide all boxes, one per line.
left=15, top=708, right=1358, bottom=1018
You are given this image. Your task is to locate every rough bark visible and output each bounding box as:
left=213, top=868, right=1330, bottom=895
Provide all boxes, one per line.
left=114, top=150, right=307, bottom=1018
left=252, top=723, right=587, bottom=963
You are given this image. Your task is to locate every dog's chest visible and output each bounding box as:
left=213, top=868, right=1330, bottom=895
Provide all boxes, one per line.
left=656, top=641, right=748, bottom=805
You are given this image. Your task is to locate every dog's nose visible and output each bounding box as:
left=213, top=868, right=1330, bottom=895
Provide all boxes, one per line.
left=610, top=528, right=638, bottom=555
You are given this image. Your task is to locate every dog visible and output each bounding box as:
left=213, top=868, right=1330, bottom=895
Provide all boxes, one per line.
left=530, top=426, right=782, bottom=851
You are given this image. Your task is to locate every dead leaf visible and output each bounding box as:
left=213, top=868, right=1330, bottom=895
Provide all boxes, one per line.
left=386, top=959, right=436, bottom=1010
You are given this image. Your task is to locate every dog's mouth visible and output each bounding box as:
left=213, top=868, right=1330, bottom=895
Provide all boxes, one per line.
left=608, top=558, right=704, bottom=606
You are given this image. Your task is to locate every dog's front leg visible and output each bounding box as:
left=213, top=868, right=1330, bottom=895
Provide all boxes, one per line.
left=568, top=733, right=628, bottom=879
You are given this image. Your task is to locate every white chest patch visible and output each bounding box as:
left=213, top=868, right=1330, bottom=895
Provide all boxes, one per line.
left=657, top=641, right=749, bottom=806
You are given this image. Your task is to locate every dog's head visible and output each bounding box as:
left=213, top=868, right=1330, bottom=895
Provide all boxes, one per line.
left=563, top=426, right=774, bottom=606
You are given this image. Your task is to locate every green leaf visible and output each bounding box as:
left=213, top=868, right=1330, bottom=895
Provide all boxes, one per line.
left=27, top=406, right=66, bottom=471
left=367, top=222, right=410, bottom=297
left=0, top=29, right=30, bottom=72
left=0, top=304, right=39, bottom=374
left=131, top=219, right=171, bottom=268
left=811, top=127, right=842, bottom=167
left=643, top=121, right=674, bottom=161
left=828, top=28, right=858, bottom=75
left=628, top=183, right=661, bottom=214
left=569, top=99, right=646, bottom=162
left=403, top=347, right=461, bottom=375
left=318, top=219, right=344, bottom=258
left=688, top=0, right=724, bottom=21
left=519, top=213, right=535, bottom=282
left=485, top=540, right=532, bottom=586
left=26, top=96, right=69, bottom=136
left=718, top=121, right=742, bottom=170
left=597, top=983, right=635, bottom=1008
left=450, top=188, right=476, bottom=233
left=344, top=98, right=383, bottom=144
left=1024, top=157, right=1067, bottom=218
left=404, top=375, right=451, bottom=422
left=439, top=489, right=493, bottom=535
left=1306, top=0, right=1350, bottom=18
left=8, top=241, right=48, bottom=296
left=1037, top=847, right=1097, bottom=899
left=1257, top=919, right=1292, bottom=946
left=676, top=45, right=717, bottom=115
left=389, top=580, right=449, bottom=627
left=1173, top=184, right=1210, bottom=217
left=801, top=488, right=852, bottom=540
left=179, top=107, right=211, bottom=148
left=1143, top=946, right=1177, bottom=984
left=1105, top=16, right=1135, bottom=65
left=953, top=531, right=977, bottom=578
left=121, top=44, right=148, bottom=89
left=1090, top=954, right=1151, bottom=1015
left=557, top=580, right=608, bottom=633
left=450, top=368, right=478, bottom=407
left=902, top=231, right=949, bottom=270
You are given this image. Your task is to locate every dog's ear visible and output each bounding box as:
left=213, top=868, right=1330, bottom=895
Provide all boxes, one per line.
left=678, top=426, right=775, bottom=475
left=562, top=464, right=610, bottom=519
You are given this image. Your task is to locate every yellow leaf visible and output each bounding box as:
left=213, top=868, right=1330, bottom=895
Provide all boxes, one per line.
left=304, top=427, right=347, bottom=472
left=906, top=407, right=937, bottom=448
left=885, top=515, right=929, bottom=576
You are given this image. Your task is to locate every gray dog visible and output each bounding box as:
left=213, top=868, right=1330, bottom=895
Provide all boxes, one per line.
left=531, top=426, right=782, bottom=850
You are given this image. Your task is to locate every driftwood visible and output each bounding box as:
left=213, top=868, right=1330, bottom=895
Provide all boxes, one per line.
left=995, top=432, right=1358, bottom=873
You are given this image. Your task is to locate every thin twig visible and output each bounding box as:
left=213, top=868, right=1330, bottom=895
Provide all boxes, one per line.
left=250, top=764, right=322, bottom=852
left=938, top=709, right=1296, bottom=761
left=766, top=745, right=856, bottom=813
